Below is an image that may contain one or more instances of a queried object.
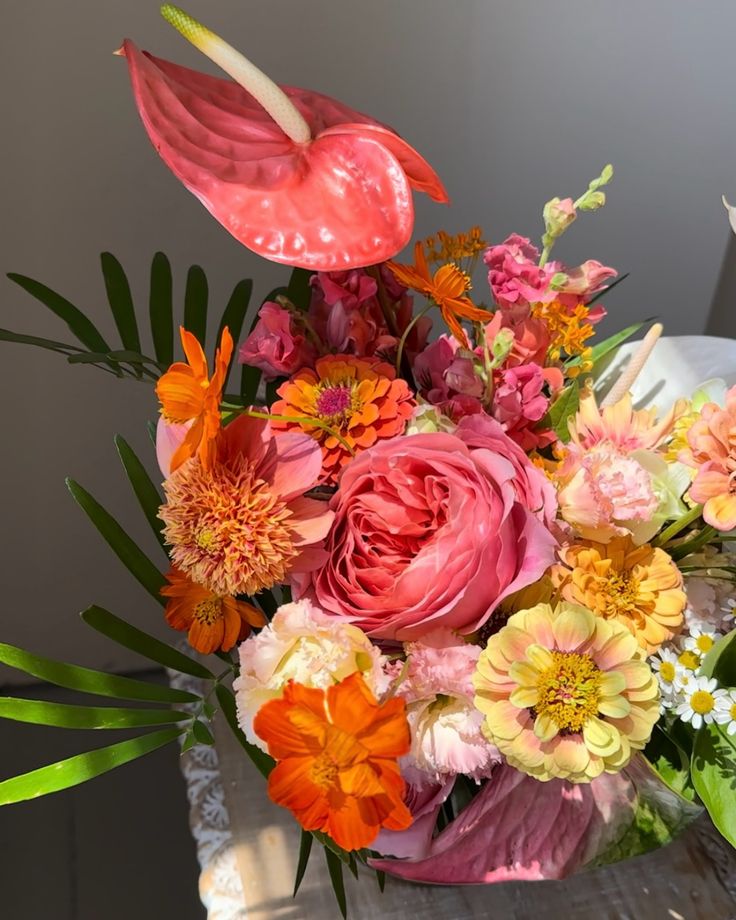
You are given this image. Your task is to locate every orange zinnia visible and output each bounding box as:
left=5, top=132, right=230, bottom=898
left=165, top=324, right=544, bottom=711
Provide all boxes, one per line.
left=271, top=355, right=414, bottom=484
left=156, top=326, right=233, bottom=472
left=161, top=567, right=265, bottom=655
left=254, top=672, right=413, bottom=852
left=387, top=240, right=493, bottom=347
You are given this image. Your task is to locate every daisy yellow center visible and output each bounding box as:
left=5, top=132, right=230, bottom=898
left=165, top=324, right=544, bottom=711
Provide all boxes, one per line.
left=695, top=635, right=715, bottom=653
left=534, top=651, right=602, bottom=733
left=678, top=650, right=701, bottom=670
left=730, top=703, right=736, bottom=721
left=690, top=690, right=715, bottom=715
left=309, top=752, right=338, bottom=791
left=659, top=661, right=676, bottom=682
left=193, top=598, right=223, bottom=625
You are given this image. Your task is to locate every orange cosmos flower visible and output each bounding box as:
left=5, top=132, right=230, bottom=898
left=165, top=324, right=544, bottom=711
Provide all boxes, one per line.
left=156, top=326, right=234, bottom=472
left=387, top=241, right=493, bottom=347
left=161, top=567, right=266, bottom=655
left=271, top=355, right=414, bottom=484
left=253, top=672, right=412, bottom=852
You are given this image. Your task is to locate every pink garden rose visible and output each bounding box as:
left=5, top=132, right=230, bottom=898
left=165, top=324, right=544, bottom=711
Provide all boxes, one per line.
left=301, top=420, right=557, bottom=639
left=238, top=302, right=316, bottom=380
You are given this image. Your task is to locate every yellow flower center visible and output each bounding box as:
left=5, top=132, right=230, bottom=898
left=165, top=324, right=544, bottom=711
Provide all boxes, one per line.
left=535, top=651, right=602, bottom=733
left=730, top=702, right=736, bottom=721
left=678, top=650, right=701, bottom=670
left=601, top=571, right=642, bottom=618
left=195, top=528, right=218, bottom=551
left=309, top=752, right=338, bottom=791
left=193, top=598, right=223, bottom=625
left=696, top=634, right=715, bottom=653
left=659, top=661, right=676, bottom=682
left=690, top=690, right=715, bottom=715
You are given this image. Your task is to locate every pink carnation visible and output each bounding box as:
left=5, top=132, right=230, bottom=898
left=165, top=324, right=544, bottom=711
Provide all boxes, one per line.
left=301, top=420, right=557, bottom=639
left=238, top=302, right=316, bottom=380
left=556, top=445, right=659, bottom=542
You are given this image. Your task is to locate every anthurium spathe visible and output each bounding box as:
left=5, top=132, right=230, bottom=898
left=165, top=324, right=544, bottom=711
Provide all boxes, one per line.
left=120, top=6, right=448, bottom=271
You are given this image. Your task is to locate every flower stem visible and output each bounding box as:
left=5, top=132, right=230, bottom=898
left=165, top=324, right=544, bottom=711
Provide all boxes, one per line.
left=395, top=302, right=433, bottom=375
left=242, top=407, right=356, bottom=457
left=654, top=504, right=703, bottom=547
left=366, top=265, right=416, bottom=388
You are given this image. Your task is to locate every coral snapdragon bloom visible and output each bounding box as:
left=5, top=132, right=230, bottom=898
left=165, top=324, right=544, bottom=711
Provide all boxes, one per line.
left=254, top=673, right=412, bottom=851
left=388, top=241, right=493, bottom=347
left=161, top=567, right=265, bottom=654
left=156, top=326, right=233, bottom=472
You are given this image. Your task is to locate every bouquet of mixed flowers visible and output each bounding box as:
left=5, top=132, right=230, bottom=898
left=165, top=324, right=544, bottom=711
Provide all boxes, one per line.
left=3, top=6, right=736, bottom=914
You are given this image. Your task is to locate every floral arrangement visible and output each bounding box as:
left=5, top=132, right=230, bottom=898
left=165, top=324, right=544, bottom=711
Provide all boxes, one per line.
left=2, top=6, right=736, bottom=914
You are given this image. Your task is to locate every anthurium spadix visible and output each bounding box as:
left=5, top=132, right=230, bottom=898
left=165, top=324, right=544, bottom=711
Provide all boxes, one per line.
left=120, top=5, right=448, bottom=270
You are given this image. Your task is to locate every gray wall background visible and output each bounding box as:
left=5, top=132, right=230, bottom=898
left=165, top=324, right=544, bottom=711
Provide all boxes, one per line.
left=1, top=0, right=735, bottom=680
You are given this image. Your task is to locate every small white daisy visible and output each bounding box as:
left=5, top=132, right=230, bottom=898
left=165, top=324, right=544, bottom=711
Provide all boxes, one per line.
left=675, top=676, right=729, bottom=730
left=720, top=597, right=736, bottom=629
left=674, top=646, right=702, bottom=682
left=650, top=648, right=682, bottom=707
left=683, top=625, right=719, bottom=657
left=715, top=689, right=736, bottom=736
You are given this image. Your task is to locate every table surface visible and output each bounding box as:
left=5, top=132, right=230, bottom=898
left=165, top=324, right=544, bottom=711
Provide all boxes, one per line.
left=200, top=711, right=736, bottom=920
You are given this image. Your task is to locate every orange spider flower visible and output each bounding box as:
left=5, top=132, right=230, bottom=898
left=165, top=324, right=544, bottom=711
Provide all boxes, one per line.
left=156, top=326, right=234, bottom=472
left=271, top=355, right=414, bottom=484
left=161, top=567, right=265, bottom=655
left=253, top=672, right=413, bottom=852
left=387, top=241, right=493, bottom=347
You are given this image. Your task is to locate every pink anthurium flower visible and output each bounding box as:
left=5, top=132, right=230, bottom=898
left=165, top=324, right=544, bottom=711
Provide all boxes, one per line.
left=120, top=5, right=448, bottom=270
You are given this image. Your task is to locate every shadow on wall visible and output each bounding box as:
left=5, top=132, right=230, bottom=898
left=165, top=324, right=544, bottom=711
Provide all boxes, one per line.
left=708, top=232, right=736, bottom=337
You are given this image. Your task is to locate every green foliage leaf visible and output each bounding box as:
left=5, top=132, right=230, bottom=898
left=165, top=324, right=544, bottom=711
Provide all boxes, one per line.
left=0, top=643, right=199, bottom=703
left=100, top=252, right=142, bottom=356
left=286, top=268, right=313, bottom=311
left=691, top=722, right=736, bottom=847
left=240, top=365, right=262, bottom=404
left=114, top=435, right=166, bottom=549
left=192, top=720, right=215, bottom=746
left=7, top=272, right=112, bottom=354
left=324, top=848, right=348, bottom=920
left=0, top=696, right=189, bottom=730
left=375, top=869, right=386, bottom=893
left=569, top=318, right=644, bottom=370
left=214, top=685, right=275, bottom=779
left=80, top=606, right=214, bottom=680
left=701, top=628, right=736, bottom=685
left=293, top=829, right=313, bottom=896
left=644, top=726, right=694, bottom=801
left=149, top=251, right=174, bottom=366
left=66, top=478, right=166, bottom=604
left=0, top=727, right=183, bottom=806
left=543, top=382, right=580, bottom=442
left=184, top=264, right=208, bottom=347
left=216, top=278, right=253, bottom=386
